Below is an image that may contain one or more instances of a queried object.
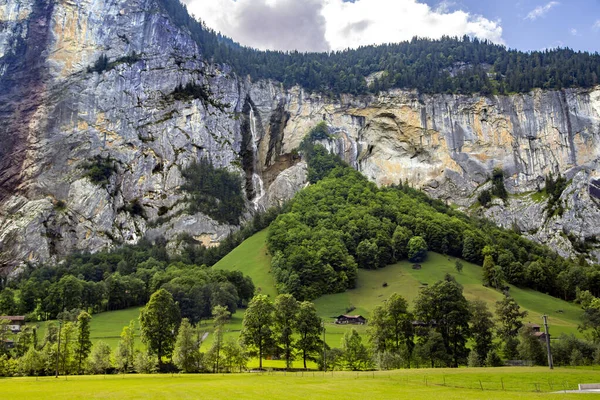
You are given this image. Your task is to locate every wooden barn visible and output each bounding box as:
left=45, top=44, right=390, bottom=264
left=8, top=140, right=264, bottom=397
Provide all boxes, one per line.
left=335, top=315, right=367, bottom=325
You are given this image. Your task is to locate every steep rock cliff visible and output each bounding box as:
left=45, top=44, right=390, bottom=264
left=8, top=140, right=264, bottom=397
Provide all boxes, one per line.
left=1, top=0, right=599, bottom=270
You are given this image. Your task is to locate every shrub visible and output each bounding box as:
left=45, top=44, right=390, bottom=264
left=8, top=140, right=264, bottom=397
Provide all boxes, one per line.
left=82, top=156, right=117, bottom=188
left=485, top=350, right=503, bottom=367
left=491, top=168, right=508, bottom=200
left=478, top=189, right=492, bottom=207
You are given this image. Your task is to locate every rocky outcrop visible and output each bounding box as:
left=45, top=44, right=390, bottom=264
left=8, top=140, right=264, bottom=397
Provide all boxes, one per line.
left=1, top=0, right=599, bottom=270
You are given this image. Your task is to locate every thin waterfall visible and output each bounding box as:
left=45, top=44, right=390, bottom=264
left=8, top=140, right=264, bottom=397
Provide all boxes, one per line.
left=249, top=108, right=265, bottom=209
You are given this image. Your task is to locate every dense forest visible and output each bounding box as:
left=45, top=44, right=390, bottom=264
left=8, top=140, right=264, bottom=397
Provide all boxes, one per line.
left=157, top=0, right=600, bottom=96
left=266, top=126, right=600, bottom=302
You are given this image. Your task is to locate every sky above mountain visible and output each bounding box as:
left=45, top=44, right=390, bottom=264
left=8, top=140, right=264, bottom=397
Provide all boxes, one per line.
left=182, top=0, right=599, bottom=53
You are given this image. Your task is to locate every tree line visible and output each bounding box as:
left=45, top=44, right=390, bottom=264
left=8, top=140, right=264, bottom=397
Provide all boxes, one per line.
left=0, top=203, right=286, bottom=321
left=157, top=0, right=600, bottom=96
left=3, top=280, right=600, bottom=377
left=0, top=253, right=254, bottom=323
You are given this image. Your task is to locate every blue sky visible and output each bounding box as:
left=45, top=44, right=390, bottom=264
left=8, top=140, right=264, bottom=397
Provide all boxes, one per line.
left=428, top=0, right=600, bottom=52
left=184, top=0, right=600, bottom=53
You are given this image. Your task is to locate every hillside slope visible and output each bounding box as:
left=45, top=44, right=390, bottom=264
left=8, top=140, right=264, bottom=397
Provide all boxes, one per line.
left=219, top=230, right=583, bottom=340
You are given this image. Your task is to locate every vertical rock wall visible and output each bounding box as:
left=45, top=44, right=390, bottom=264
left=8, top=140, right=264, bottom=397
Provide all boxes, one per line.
left=0, top=0, right=599, bottom=270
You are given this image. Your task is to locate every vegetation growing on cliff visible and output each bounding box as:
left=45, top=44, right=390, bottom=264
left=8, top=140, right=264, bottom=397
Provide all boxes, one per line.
left=180, top=159, right=245, bottom=225
left=82, top=156, right=117, bottom=188
left=171, top=83, right=230, bottom=111
left=157, top=0, right=600, bottom=96
left=87, top=52, right=142, bottom=74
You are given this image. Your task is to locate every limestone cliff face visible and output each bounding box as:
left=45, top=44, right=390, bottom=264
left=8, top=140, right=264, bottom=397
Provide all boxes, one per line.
left=0, top=0, right=599, bottom=270
left=255, top=85, right=600, bottom=260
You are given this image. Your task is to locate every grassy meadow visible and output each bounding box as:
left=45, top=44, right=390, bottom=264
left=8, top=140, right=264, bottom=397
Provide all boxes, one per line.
left=214, top=230, right=582, bottom=346
left=2, top=367, right=600, bottom=399
left=35, top=229, right=583, bottom=354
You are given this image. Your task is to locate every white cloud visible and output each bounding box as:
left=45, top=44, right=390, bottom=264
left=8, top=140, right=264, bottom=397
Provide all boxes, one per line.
left=525, top=1, right=559, bottom=21
left=594, top=20, right=600, bottom=30
left=183, top=0, right=504, bottom=52
left=570, top=28, right=579, bottom=36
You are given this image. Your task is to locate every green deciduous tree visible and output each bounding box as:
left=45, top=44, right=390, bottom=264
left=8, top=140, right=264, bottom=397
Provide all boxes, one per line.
left=391, top=226, right=412, bottom=261
left=295, top=301, right=323, bottom=369
left=208, top=305, right=231, bottom=372
left=59, top=321, right=75, bottom=375
left=240, top=294, right=274, bottom=370
left=139, top=289, right=181, bottom=369
left=469, top=300, right=495, bottom=365
left=273, top=294, right=300, bottom=369
left=414, top=275, right=471, bottom=367
left=115, top=320, right=136, bottom=373
left=579, top=298, right=600, bottom=343
left=341, top=328, right=371, bottom=371
left=495, top=294, right=527, bottom=359
left=222, top=338, right=248, bottom=373
left=88, top=341, right=112, bottom=374
left=455, top=260, right=464, bottom=274
left=407, top=236, right=428, bottom=263
left=517, top=326, right=546, bottom=366
left=368, top=293, right=413, bottom=366
left=173, top=318, right=201, bottom=373
left=415, top=330, right=451, bottom=368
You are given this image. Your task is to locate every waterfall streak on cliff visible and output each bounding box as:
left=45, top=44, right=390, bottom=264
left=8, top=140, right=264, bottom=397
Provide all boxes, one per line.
left=249, top=108, right=265, bottom=209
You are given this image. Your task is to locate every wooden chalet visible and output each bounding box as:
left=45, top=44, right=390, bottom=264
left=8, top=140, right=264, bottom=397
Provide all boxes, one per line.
left=0, top=316, right=25, bottom=333
left=335, top=315, right=367, bottom=325
left=526, top=323, right=547, bottom=341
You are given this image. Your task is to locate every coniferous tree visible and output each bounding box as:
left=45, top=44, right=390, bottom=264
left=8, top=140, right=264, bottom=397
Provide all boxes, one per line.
left=74, top=311, right=93, bottom=374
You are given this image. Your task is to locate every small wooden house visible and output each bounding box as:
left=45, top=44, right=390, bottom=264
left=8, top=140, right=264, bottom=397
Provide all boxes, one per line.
left=0, top=316, right=25, bottom=333
left=335, top=315, right=367, bottom=325
left=526, top=323, right=547, bottom=341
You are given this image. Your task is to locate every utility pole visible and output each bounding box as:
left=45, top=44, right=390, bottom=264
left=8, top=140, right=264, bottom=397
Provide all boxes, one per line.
left=542, top=315, right=553, bottom=370
left=322, top=321, right=326, bottom=372
left=55, top=319, right=62, bottom=378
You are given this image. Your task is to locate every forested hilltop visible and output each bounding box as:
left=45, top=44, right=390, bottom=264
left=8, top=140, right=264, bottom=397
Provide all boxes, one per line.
left=158, top=0, right=600, bottom=96
left=266, top=130, right=600, bottom=302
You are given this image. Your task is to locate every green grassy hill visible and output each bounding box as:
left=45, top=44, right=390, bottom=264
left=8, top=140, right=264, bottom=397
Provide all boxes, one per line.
left=37, top=308, right=142, bottom=350
left=214, top=230, right=583, bottom=346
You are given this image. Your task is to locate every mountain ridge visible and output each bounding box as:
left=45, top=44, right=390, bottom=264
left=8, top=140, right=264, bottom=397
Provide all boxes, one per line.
left=0, top=0, right=599, bottom=272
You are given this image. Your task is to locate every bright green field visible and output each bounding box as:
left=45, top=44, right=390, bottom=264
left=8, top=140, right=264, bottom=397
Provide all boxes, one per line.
left=2, top=367, right=599, bottom=399
left=36, top=308, right=142, bottom=350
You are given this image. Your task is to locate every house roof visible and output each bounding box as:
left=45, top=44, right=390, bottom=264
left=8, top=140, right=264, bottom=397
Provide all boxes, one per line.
left=337, top=315, right=365, bottom=319
left=526, top=323, right=541, bottom=328
left=0, top=316, right=25, bottom=321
